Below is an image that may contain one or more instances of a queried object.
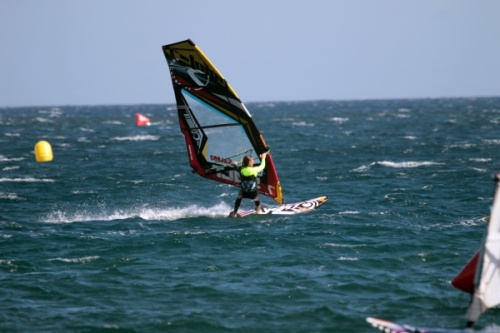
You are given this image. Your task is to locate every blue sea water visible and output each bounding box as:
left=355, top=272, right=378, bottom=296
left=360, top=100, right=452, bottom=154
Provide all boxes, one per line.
left=1, top=98, right=500, bottom=333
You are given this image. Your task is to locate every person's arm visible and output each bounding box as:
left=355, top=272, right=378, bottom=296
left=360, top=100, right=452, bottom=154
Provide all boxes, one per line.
left=251, top=152, right=268, bottom=174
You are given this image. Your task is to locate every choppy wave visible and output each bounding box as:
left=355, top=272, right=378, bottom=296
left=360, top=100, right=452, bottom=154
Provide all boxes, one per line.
left=3, top=99, right=500, bottom=332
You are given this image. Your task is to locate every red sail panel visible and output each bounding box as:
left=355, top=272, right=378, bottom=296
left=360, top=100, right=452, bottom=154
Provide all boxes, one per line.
left=452, top=250, right=479, bottom=294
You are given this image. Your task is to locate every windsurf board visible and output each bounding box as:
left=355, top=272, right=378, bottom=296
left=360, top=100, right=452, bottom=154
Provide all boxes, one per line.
left=229, top=195, right=328, bottom=217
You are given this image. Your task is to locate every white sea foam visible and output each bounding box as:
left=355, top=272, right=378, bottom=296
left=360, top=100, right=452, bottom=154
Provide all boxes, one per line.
left=375, top=161, right=442, bottom=168
left=354, top=161, right=441, bottom=171
left=49, top=256, right=100, bottom=263
left=0, top=177, right=55, bottom=183
left=459, top=216, right=488, bottom=226
left=0, top=155, right=24, bottom=162
left=338, top=210, right=360, bottom=215
left=447, top=143, right=476, bottom=149
left=470, top=158, right=491, bottom=162
left=484, top=139, right=500, bottom=145
left=291, top=122, right=314, bottom=127
left=323, top=243, right=366, bottom=248
left=0, top=192, right=25, bottom=200
left=352, top=165, right=369, bottom=172
left=2, top=166, right=20, bottom=171
left=338, top=257, right=359, bottom=261
left=331, top=117, right=349, bottom=124
left=35, top=117, right=53, bottom=123
left=111, top=135, right=160, bottom=141
left=103, top=120, right=123, bottom=125
left=43, top=202, right=232, bottom=223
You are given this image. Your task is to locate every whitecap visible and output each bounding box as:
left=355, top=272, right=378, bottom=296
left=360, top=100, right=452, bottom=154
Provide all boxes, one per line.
left=470, top=158, right=491, bottom=162
left=49, top=256, right=100, bottom=263
left=484, top=139, right=500, bottom=145
left=2, top=166, right=20, bottom=171
left=459, top=216, right=487, bottom=226
left=376, top=161, right=442, bottom=168
left=337, top=210, right=360, bottom=215
left=0, top=192, right=25, bottom=200
left=323, top=243, right=366, bottom=248
left=0, top=177, right=55, bottom=183
left=35, top=117, right=53, bottom=123
left=352, top=165, right=369, bottom=172
left=103, top=120, right=123, bottom=125
left=0, top=156, right=24, bottom=162
left=291, top=121, right=314, bottom=127
left=111, top=135, right=160, bottom=141
left=331, top=117, right=349, bottom=124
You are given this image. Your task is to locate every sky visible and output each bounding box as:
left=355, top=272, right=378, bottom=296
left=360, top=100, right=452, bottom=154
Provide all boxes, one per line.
left=1, top=0, right=500, bottom=107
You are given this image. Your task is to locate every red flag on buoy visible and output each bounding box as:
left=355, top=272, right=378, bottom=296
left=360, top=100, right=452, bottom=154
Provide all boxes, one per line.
left=135, top=113, right=150, bottom=126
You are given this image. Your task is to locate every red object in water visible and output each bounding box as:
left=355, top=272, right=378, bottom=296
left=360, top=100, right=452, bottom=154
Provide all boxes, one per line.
left=451, top=250, right=480, bottom=294
left=135, top=113, right=150, bottom=126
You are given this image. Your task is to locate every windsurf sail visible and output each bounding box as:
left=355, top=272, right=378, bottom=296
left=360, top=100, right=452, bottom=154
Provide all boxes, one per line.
left=162, top=39, right=284, bottom=204
left=464, top=174, right=500, bottom=327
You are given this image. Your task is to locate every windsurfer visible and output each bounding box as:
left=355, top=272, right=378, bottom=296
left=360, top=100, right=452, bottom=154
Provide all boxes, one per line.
left=229, top=152, right=268, bottom=217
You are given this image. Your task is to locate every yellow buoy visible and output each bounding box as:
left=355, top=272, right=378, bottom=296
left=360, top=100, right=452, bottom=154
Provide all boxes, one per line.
left=34, top=140, right=53, bottom=162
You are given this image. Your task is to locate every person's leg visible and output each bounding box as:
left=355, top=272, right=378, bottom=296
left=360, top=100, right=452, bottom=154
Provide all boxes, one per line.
left=253, top=194, right=264, bottom=213
left=234, top=197, right=243, bottom=213
left=230, top=191, right=243, bottom=217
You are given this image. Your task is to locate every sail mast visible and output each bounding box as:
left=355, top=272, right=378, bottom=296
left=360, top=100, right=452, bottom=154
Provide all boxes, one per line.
left=466, top=173, right=500, bottom=327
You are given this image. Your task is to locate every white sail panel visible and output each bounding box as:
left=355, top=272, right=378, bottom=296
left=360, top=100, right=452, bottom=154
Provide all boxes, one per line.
left=181, top=90, right=256, bottom=166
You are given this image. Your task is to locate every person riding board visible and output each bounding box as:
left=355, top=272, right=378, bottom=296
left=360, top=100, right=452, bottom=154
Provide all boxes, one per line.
left=229, top=151, right=268, bottom=217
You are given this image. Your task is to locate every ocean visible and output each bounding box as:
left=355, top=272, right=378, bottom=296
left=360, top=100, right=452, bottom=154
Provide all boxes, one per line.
left=1, top=97, right=500, bottom=332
